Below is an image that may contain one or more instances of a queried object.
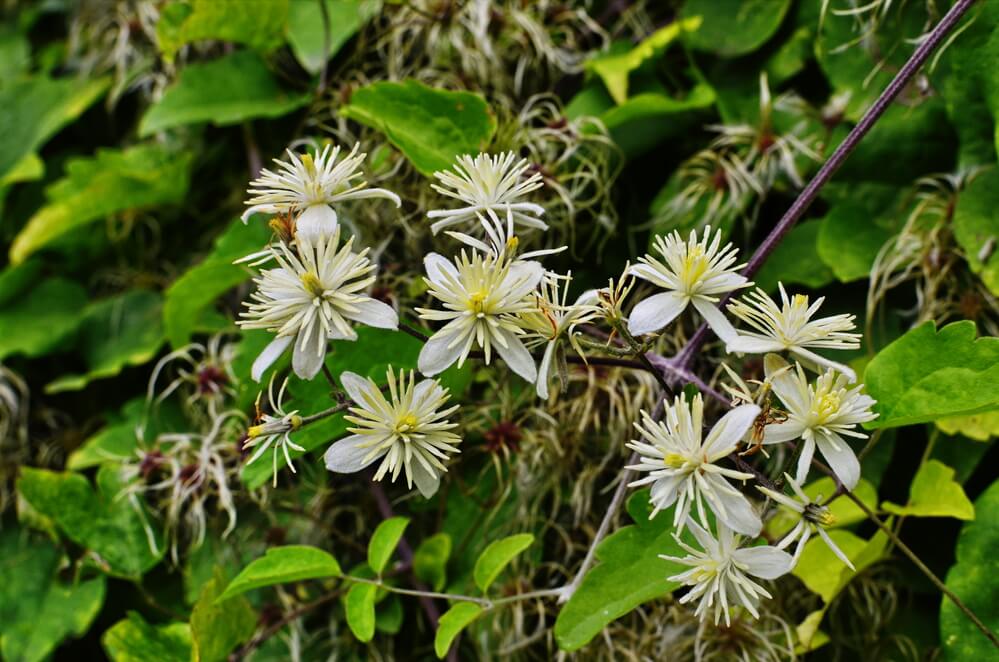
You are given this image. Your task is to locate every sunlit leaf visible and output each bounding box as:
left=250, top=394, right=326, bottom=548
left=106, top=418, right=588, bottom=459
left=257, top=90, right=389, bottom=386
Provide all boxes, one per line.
left=883, top=460, right=975, bottom=520
left=102, top=612, right=192, bottom=662
left=345, top=582, right=377, bottom=642
left=473, top=533, right=533, bottom=593
left=219, top=545, right=342, bottom=602
left=157, top=0, right=289, bottom=62
left=368, top=517, right=410, bottom=576
left=434, top=602, right=482, bottom=659
left=287, top=0, right=379, bottom=74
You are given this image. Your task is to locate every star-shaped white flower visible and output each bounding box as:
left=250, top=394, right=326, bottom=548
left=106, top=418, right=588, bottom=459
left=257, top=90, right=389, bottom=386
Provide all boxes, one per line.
left=761, top=354, right=877, bottom=489
left=416, top=250, right=543, bottom=383
left=726, top=284, right=861, bottom=381
left=627, top=393, right=763, bottom=536
left=444, top=207, right=566, bottom=263
left=238, top=228, right=398, bottom=381
left=242, top=143, right=401, bottom=240
left=324, top=368, right=461, bottom=498
left=427, top=152, right=546, bottom=235
left=627, top=225, right=749, bottom=340
left=662, top=519, right=793, bottom=626
left=242, top=376, right=305, bottom=486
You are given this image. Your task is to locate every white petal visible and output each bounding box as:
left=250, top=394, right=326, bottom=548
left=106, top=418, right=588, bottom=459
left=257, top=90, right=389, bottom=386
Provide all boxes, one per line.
left=726, top=335, right=784, bottom=354
left=424, top=253, right=458, bottom=285
left=535, top=341, right=556, bottom=399
left=292, top=326, right=325, bottom=380
left=649, top=474, right=683, bottom=510
left=706, top=475, right=762, bottom=536
left=733, top=545, right=793, bottom=579
left=324, top=434, right=383, bottom=473
left=627, top=291, right=688, bottom=336
left=295, top=204, right=339, bottom=241
left=344, top=298, right=399, bottom=330
left=692, top=297, right=738, bottom=343
left=792, top=347, right=857, bottom=383
left=815, top=431, right=860, bottom=490
left=241, top=203, right=281, bottom=223
left=506, top=260, right=545, bottom=299
left=251, top=336, right=292, bottom=382
left=493, top=333, right=537, bottom=383
left=795, top=437, right=816, bottom=484
left=340, top=371, right=374, bottom=404
left=703, top=403, right=761, bottom=458
left=418, top=331, right=460, bottom=376
left=412, top=460, right=441, bottom=499
left=762, top=421, right=806, bottom=444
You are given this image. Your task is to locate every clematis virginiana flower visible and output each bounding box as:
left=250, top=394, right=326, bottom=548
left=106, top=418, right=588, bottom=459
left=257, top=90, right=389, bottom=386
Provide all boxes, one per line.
left=444, top=207, right=565, bottom=263
left=416, top=250, right=543, bottom=383
left=518, top=273, right=600, bottom=399
left=726, top=284, right=861, bottom=381
left=242, top=376, right=305, bottom=486
left=238, top=228, right=398, bottom=381
left=627, top=225, right=749, bottom=341
left=761, top=354, right=877, bottom=489
left=757, top=473, right=855, bottom=569
left=242, top=143, right=400, bottom=240
left=662, top=519, right=793, bottom=626
left=427, top=152, right=546, bottom=235
left=324, top=369, right=461, bottom=498
left=627, top=393, right=763, bottom=536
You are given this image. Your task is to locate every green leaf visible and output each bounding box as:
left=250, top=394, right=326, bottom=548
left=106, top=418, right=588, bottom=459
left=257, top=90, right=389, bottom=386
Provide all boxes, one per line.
left=375, top=595, right=404, bottom=634
left=0, top=529, right=106, bottom=662
left=864, top=321, right=999, bottom=428
left=936, top=411, right=999, bottom=442
left=345, top=582, right=377, bottom=643
left=681, top=0, right=792, bottom=57
left=368, top=517, right=410, bottom=576
left=287, top=0, right=379, bottom=74
left=792, top=528, right=889, bottom=603
left=0, top=75, right=109, bottom=181
left=755, top=221, right=835, bottom=292
left=766, top=477, right=878, bottom=540
left=157, top=0, right=290, bottom=62
left=816, top=187, right=900, bottom=282
left=68, top=398, right=186, bottom=471
left=340, top=80, right=496, bottom=175
left=17, top=466, right=164, bottom=579
left=553, top=493, right=699, bottom=651
left=586, top=17, right=701, bottom=105
left=11, top=143, right=193, bottom=264
left=140, top=50, right=308, bottom=136
left=473, top=533, right=533, bottom=593
left=414, top=533, right=452, bottom=591
left=434, top=602, right=482, bottom=659
left=0, top=277, right=87, bottom=360
left=45, top=289, right=165, bottom=393
left=164, top=217, right=272, bottom=348
left=190, top=568, right=256, bottom=662
left=598, top=84, right=716, bottom=159
left=941, top=478, right=999, bottom=660
left=103, top=612, right=192, bottom=662
left=219, top=545, right=342, bottom=602
left=952, top=168, right=999, bottom=296
left=883, top=460, right=975, bottom=520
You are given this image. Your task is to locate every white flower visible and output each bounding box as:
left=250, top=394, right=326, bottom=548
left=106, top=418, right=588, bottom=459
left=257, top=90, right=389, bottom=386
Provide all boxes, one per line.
left=627, top=225, right=749, bottom=341
left=662, top=519, right=793, bottom=626
left=757, top=473, right=855, bottom=570
left=726, top=284, right=861, bottom=381
left=427, top=152, right=546, bottom=235
left=416, top=250, right=543, bottom=383
left=627, top=393, right=764, bottom=536
left=444, top=206, right=565, bottom=263
left=238, top=228, right=399, bottom=381
left=242, top=143, right=401, bottom=240
left=761, top=354, right=877, bottom=489
left=518, top=273, right=600, bottom=399
left=324, top=369, right=461, bottom=498
left=242, top=377, right=305, bottom=486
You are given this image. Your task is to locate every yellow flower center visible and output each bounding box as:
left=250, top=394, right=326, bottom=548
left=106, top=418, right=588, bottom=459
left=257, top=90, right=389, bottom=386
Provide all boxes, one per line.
left=813, top=390, right=841, bottom=423
left=301, top=272, right=326, bottom=298
left=395, top=413, right=419, bottom=434
left=247, top=424, right=265, bottom=439
left=680, top=246, right=710, bottom=289
left=468, top=290, right=489, bottom=314
left=663, top=452, right=688, bottom=469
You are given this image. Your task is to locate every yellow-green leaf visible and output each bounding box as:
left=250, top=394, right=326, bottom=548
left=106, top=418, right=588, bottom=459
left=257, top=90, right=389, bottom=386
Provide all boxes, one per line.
left=218, top=545, right=342, bottom=602
left=368, top=517, right=410, bottom=576
left=434, top=602, right=482, bottom=659
left=883, top=460, right=975, bottom=520
left=473, top=533, right=533, bottom=593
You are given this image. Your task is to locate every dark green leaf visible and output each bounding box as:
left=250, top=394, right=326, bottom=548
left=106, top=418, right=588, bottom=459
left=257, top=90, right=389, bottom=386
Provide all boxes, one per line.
left=287, top=0, right=379, bottom=74
left=681, top=0, right=792, bottom=57
left=219, top=545, right=342, bottom=601
left=157, top=0, right=290, bottom=62
left=755, top=221, right=834, bottom=292
left=0, top=277, right=87, bottom=359
left=414, top=533, right=451, bottom=591
left=190, top=568, right=257, bottom=662
left=952, top=169, right=999, bottom=296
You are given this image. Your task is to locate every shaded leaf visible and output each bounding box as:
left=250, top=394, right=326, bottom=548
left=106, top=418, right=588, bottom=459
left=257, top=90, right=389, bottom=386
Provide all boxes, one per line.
left=287, top=0, right=379, bottom=74
left=368, top=517, right=410, bottom=576
left=598, top=84, right=716, bottom=159
left=0, top=277, right=87, bottom=360
left=434, top=602, right=482, bottom=659
left=681, top=0, right=792, bottom=57
left=883, top=460, right=975, bottom=520
left=792, top=528, right=889, bottom=603
left=190, top=568, right=256, bottom=662
left=952, top=168, right=999, bottom=296
left=157, top=0, right=289, bottom=62
left=414, top=533, right=452, bottom=591
left=219, top=545, right=342, bottom=602
left=102, top=612, right=192, bottom=662
left=473, top=533, right=533, bottom=593
left=755, top=221, right=835, bottom=292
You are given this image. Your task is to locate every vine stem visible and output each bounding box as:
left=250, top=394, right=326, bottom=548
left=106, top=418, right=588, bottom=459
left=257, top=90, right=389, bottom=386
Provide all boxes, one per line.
left=671, top=0, right=979, bottom=368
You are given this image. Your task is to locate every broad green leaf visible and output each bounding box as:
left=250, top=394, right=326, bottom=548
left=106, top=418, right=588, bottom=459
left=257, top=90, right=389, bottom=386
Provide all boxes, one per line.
left=414, top=533, right=452, bottom=591
left=190, top=568, right=256, bottom=662
left=164, top=217, right=272, bottom=348
left=11, top=144, right=193, bottom=264
left=45, top=289, right=165, bottom=394
left=755, top=221, right=835, bottom=292
left=765, top=477, right=878, bottom=540
left=375, top=595, right=404, bottom=634
left=218, top=545, right=342, bottom=601
left=681, top=0, right=792, bottom=57
left=586, top=17, right=701, bottom=105
left=936, top=411, right=999, bottom=441
left=0, top=26, right=30, bottom=82
left=952, top=169, right=999, bottom=296
left=17, top=466, right=163, bottom=579
left=792, top=528, right=889, bottom=603
left=0, top=529, right=106, bottom=662
left=345, top=582, right=377, bottom=642
left=553, top=493, right=698, bottom=651
left=157, top=0, right=289, bottom=62
left=473, top=533, right=533, bottom=593
left=0, top=277, right=87, bottom=359
left=864, top=321, right=999, bottom=428
left=0, top=259, right=44, bottom=307
left=368, top=517, right=410, bottom=576
left=795, top=610, right=831, bottom=654
left=340, top=80, right=496, bottom=175
left=434, top=602, right=482, bottom=659
left=883, top=460, right=975, bottom=520
left=287, top=0, right=379, bottom=74
left=68, top=397, right=186, bottom=471
left=140, top=50, right=308, bottom=136
left=941, top=479, right=999, bottom=660
left=103, top=612, right=192, bottom=662
left=598, top=84, right=716, bottom=159
left=1, top=152, right=44, bottom=187
left=817, top=196, right=897, bottom=282
left=0, top=75, right=109, bottom=181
